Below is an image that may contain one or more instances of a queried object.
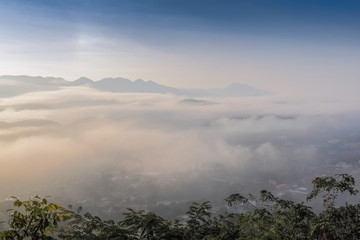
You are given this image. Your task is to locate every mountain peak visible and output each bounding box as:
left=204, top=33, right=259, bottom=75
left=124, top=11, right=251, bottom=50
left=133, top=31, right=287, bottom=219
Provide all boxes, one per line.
left=134, top=79, right=145, bottom=83
left=0, top=75, right=268, bottom=98
left=0, top=75, right=66, bottom=85
left=72, top=77, right=94, bottom=85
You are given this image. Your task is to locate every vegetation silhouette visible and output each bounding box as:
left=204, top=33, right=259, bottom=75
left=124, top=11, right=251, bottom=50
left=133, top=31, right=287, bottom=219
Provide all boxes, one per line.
left=0, top=174, right=359, bottom=240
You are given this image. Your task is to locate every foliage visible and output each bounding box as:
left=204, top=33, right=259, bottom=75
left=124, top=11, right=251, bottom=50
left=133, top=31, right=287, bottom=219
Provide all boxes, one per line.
left=0, top=196, right=71, bottom=240
left=0, top=174, right=359, bottom=240
left=306, top=174, right=360, bottom=240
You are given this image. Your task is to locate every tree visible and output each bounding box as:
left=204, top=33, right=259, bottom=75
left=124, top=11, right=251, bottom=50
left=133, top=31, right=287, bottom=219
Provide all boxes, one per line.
left=0, top=196, right=71, bottom=240
left=306, top=174, right=360, bottom=240
left=1, top=174, right=359, bottom=240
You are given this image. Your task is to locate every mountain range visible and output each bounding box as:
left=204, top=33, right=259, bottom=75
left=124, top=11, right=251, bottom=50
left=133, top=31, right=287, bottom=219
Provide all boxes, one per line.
left=0, top=75, right=268, bottom=98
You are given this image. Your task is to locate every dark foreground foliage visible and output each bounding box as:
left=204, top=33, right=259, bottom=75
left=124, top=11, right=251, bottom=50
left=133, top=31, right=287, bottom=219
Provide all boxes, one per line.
left=1, top=174, right=359, bottom=240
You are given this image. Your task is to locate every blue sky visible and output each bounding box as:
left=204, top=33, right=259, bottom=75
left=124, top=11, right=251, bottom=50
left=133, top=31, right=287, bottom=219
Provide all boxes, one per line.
left=0, top=0, right=359, bottom=95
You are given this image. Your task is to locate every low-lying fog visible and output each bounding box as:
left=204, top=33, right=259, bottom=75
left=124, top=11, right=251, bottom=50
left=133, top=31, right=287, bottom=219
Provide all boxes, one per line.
left=1, top=85, right=360, bottom=219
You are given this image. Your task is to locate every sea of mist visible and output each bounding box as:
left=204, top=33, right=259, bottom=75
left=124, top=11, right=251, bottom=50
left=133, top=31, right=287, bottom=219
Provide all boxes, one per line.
left=0, top=85, right=360, bottom=218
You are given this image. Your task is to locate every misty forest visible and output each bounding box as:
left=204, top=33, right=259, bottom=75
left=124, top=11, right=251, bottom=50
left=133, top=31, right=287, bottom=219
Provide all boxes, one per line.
left=1, top=0, right=360, bottom=239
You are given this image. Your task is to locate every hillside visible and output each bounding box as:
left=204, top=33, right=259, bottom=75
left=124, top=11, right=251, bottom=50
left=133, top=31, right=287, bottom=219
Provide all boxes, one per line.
left=0, top=75, right=268, bottom=98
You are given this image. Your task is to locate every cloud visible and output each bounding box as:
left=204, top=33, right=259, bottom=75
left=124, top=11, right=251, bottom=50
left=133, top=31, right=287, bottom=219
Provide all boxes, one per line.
left=0, top=86, right=359, bottom=203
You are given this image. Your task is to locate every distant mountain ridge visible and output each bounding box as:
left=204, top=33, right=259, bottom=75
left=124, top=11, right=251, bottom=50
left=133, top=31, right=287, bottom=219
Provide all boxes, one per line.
left=0, top=75, right=268, bottom=97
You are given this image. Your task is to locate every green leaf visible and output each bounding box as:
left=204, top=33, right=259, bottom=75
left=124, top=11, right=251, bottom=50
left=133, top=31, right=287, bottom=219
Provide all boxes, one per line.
left=13, top=200, right=22, bottom=207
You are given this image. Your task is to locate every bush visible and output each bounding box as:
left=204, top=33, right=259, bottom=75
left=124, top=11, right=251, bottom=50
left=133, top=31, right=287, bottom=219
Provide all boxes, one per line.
left=1, top=174, right=359, bottom=240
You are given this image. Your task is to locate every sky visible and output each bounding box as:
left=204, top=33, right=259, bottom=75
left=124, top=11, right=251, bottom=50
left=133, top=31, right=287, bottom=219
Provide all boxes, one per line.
left=0, top=0, right=359, bottom=95
left=1, top=0, right=360, bottom=208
